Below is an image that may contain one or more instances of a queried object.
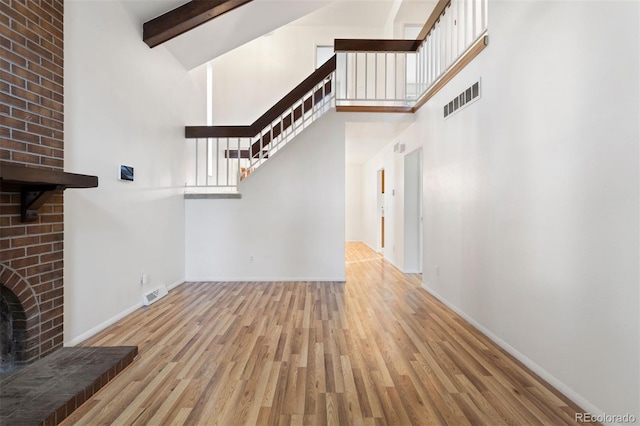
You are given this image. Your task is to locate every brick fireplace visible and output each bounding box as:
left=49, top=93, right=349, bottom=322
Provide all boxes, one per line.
left=0, top=1, right=138, bottom=421
left=1, top=0, right=66, bottom=370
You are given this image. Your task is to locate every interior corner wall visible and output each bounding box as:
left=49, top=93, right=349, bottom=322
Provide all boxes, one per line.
left=206, top=25, right=385, bottom=125
left=416, top=0, right=639, bottom=418
left=63, top=1, right=205, bottom=344
left=391, top=1, right=435, bottom=38
left=185, top=111, right=345, bottom=281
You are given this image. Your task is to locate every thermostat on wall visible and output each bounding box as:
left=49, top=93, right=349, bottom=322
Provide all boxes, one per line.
left=119, top=165, right=134, bottom=182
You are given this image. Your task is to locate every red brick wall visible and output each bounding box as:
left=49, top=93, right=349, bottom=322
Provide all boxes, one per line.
left=0, top=0, right=65, bottom=363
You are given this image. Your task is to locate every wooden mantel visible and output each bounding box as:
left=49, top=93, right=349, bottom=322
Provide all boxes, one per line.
left=0, top=164, right=98, bottom=222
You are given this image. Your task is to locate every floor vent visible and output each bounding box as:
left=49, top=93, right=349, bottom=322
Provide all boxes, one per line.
left=142, top=285, right=168, bottom=306
left=444, top=80, right=480, bottom=118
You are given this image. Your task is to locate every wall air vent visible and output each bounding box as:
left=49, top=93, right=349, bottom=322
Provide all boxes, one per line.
left=444, top=80, right=481, bottom=118
left=142, top=285, right=168, bottom=306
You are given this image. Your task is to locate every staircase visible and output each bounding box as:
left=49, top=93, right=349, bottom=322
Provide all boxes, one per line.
left=184, top=56, right=336, bottom=190
left=184, top=0, right=488, bottom=193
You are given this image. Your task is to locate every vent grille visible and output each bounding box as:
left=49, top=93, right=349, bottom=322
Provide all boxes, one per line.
left=444, top=81, right=480, bottom=118
left=143, top=285, right=168, bottom=306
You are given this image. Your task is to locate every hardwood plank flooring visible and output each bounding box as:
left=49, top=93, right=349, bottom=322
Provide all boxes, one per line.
left=61, top=242, right=590, bottom=425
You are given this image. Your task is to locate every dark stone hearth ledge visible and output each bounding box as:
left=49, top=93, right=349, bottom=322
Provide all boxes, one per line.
left=0, top=346, right=137, bottom=425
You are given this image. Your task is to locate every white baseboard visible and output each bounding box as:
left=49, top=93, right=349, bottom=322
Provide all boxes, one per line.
left=362, top=241, right=378, bottom=252
left=65, top=278, right=185, bottom=347
left=167, top=279, right=185, bottom=291
left=65, top=301, right=142, bottom=347
left=420, top=283, right=607, bottom=422
left=186, top=277, right=346, bottom=282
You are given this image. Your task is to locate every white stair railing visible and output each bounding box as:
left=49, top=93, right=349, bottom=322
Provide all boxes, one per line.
left=245, top=74, right=335, bottom=178
left=185, top=136, right=252, bottom=189
left=336, top=49, right=414, bottom=107
left=185, top=68, right=336, bottom=191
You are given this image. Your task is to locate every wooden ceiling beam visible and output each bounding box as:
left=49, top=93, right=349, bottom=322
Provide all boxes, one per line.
left=143, top=0, right=254, bottom=48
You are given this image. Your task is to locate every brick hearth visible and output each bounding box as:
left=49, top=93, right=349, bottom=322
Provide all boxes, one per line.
left=0, top=346, right=138, bottom=425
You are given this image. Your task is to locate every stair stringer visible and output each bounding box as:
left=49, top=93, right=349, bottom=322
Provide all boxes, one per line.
left=186, top=110, right=346, bottom=282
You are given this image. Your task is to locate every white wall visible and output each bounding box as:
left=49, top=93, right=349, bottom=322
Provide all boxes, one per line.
left=185, top=111, right=345, bottom=281
left=64, top=1, right=205, bottom=344
left=205, top=24, right=385, bottom=125
left=414, top=0, right=638, bottom=418
left=345, top=163, right=364, bottom=241
left=391, top=0, right=435, bottom=38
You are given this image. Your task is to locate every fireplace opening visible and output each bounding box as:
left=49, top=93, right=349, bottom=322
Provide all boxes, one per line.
left=0, top=284, right=27, bottom=375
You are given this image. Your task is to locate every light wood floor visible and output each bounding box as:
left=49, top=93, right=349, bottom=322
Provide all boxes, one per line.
left=62, top=242, right=588, bottom=425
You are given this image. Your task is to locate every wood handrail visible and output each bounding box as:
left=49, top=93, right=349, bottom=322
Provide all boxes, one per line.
left=185, top=55, right=336, bottom=139
left=185, top=125, right=254, bottom=138
left=252, top=56, right=336, bottom=132
left=249, top=80, right=331, bottom=157
left=336, top=106, right=413, bottom=114
left=333, top=39, right=419, bottom=52
left=417, top=0, right=451, bottom=41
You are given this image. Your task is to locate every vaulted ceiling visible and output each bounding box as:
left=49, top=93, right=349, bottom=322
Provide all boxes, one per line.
left=127, top=0, right=333, bottom=70
left=128, top=0, right=434, bottom=164
left=125, top=0, right=434, bottom=70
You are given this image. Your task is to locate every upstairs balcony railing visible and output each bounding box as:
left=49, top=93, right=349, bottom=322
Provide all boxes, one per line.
left=335, top=0, right=488, bottom=111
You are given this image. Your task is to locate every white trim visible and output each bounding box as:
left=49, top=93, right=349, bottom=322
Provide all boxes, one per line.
left=167, top=279, right=185, bottom=291
left=383, top=255, right=403, bottom=273
left=362, top=241, right=379, bottom=253
left=65, top=279, right=185, bottom=347
left=64, top=301, right=142, bottom=347
left=420, top=283, right=607, bottom=422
